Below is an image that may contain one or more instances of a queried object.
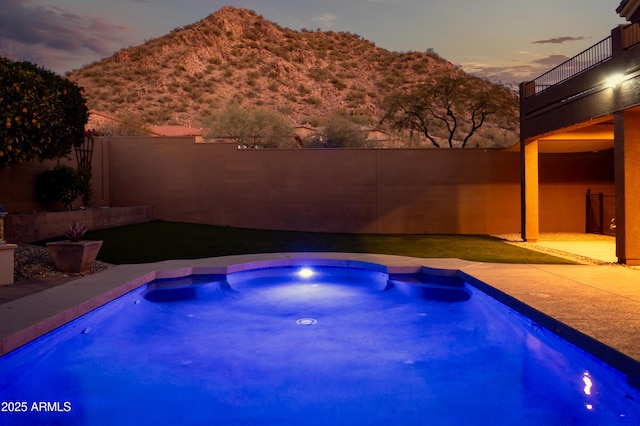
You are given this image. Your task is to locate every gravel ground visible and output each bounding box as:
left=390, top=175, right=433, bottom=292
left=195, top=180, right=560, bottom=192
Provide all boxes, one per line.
left=13, top=244, right=114, bottom=282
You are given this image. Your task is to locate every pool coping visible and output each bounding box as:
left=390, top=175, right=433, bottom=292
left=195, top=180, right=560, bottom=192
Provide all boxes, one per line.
left=2, top=252, right=640, bottom=385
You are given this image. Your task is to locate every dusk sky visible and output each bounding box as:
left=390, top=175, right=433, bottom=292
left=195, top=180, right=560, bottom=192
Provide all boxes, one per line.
left=0, top=0, right=628, bottom=84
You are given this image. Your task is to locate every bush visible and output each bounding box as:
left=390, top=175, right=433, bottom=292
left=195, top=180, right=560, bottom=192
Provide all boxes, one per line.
left=36, top=165, right=85, bottom=210
left=307, top=113, right=369, bottom=148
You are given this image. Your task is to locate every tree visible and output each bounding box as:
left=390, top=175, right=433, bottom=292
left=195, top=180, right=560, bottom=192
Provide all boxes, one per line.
left=0, top=58, right=88, bottom=168
left=306, top=112, right=373, bottom=148
left=381, top=71, right=517, bottom=148
left=203, top=102, right=295, bottom=148
left=100, top=112, right=149, bottom=136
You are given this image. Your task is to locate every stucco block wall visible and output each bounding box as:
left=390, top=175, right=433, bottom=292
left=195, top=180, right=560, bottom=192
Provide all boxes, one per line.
left=0, top=137, right=613, bottom=236
left=107, top=139, right=523, bottom=234
left=0, top=159, right=62, bottom=213
left=0, top=139, right=109, bottom=213
left=103, top=137, right=614, bottom=235
left=5, top=206, right=155, bottom=244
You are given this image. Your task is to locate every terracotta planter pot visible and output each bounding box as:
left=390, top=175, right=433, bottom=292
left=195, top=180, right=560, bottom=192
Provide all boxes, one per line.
left=46, top=240, right=103, bottom=273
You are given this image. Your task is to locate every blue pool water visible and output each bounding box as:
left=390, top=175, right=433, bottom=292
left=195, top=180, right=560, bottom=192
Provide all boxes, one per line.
left=1, top=266, right=640, bottom=425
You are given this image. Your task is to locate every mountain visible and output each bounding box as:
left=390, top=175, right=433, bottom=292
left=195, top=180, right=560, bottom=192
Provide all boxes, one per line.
left=69, top=6, right=518, bottom=147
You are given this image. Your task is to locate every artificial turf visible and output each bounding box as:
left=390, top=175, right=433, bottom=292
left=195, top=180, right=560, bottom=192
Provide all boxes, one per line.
left=71, top=220, right=577, bottom=265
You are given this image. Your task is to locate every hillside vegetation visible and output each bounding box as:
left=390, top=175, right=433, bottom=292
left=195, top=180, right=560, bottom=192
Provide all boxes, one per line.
left=69, top=6, right=518, bottom=148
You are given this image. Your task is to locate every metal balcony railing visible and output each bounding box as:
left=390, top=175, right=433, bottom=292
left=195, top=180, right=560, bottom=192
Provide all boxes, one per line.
left=530, top=36, right=612, bottom=95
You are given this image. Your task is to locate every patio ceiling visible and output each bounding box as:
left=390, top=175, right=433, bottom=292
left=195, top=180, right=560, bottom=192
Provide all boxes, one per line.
left=510, top=115, right=614, bottom=153
left=535, top=122, right=614, bottom=153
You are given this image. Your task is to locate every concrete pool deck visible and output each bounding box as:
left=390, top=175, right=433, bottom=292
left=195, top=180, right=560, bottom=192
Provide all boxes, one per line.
left=2, top=242, right=640, bottom=382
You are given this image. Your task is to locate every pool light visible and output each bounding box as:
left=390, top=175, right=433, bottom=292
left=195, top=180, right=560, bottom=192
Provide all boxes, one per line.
left=297, top=267, right=315, bottom=279
left=583, top=372, right=593, bottom=395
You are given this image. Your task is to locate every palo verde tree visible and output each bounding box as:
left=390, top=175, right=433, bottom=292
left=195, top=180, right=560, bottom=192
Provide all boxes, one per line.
left=203, top=102, right=295, bottom=148
left=0, top=58, right=88, bottom=168
left=381, top=70, right=517, bottom=148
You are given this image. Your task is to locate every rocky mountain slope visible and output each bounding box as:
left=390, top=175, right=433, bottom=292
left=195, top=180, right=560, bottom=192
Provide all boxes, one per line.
left=69, top=6, right=518, bottom=147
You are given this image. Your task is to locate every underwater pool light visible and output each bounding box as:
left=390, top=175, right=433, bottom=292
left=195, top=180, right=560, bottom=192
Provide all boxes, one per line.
left=583, top=372, right=593, bottom=395
left=297, top=267, right=315, bottom=278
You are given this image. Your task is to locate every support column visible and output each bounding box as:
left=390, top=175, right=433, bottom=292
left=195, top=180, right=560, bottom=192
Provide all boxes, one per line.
left=614, top=110, right=640, bottom=265
left=521, top=139, right=539, bottom=242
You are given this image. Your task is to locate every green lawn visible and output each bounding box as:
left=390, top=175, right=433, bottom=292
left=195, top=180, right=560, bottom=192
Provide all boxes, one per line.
left=74, top=221, right=576, bottom=265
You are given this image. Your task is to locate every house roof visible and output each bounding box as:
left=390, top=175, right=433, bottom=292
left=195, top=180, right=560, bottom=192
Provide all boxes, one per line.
left=618, top=0, right=640, bottom=22
left=88, top=110, right=122, bottom=123
left=147, top=125, right=203, bottom=137
left=87, top=110, right=202, bottom=137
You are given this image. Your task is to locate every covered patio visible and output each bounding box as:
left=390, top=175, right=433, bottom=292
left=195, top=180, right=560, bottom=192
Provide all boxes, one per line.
left=520, top=1, right=640, bottom=264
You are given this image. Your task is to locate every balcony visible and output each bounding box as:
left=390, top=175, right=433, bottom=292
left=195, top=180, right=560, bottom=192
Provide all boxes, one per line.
left=523, top=23, right=640, bottom=98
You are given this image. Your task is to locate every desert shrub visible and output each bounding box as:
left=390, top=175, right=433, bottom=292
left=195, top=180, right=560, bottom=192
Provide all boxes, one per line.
left=268, top=82, right=279, bottom=93
left=245, top=28, right=261, bottom=41
left=202, top=101, right=293, bottom=148
left=298, top=84, right=311, bottom=95
left=306, top=113, right=369, bottom=148
left=277, top=104, right=293, bottom=116
left=36, top=165, right=84, bottom=210
left=303, top=96, right=322, bottom=106
left=331, top=78, right=347, bottom=90
left=308, top=67, right=331, bottom=82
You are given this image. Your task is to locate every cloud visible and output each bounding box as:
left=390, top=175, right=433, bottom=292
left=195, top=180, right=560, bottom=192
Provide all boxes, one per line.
left=533, top=54, right=570, bottom=67
left=313, top=13, right=337, bottom=26
left=0, top=39, right=42, bottom=63
left=531, top=36, right=587, bottom=45
left=463, top=54, right=570, bottom=86
left=0, top=0, right=132, bottom=71
left=464, top=62, right=534, bottom=83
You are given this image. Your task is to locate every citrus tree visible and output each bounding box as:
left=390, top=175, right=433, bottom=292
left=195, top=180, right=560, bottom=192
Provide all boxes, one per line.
left=0, top=58, right=88, bottom=168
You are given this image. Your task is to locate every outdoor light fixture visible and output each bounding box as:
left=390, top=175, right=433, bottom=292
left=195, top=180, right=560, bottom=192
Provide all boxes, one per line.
left=0, top=204, right=6, bottom=245
left=605, top=73, right=625, bottom=89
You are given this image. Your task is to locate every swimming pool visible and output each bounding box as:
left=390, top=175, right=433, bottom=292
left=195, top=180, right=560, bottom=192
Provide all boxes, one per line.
left=1, top=263, right=639, bottom=425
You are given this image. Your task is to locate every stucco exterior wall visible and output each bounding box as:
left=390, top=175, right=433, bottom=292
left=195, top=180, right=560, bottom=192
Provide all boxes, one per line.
left=102, top=137, right=614, bottom=235
left=538, top=151, right=615, bottom=232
